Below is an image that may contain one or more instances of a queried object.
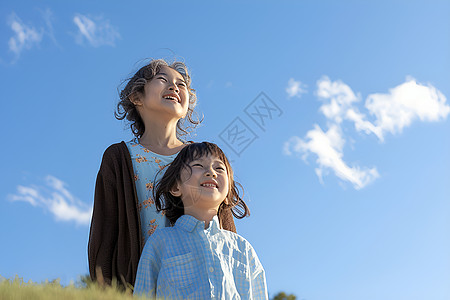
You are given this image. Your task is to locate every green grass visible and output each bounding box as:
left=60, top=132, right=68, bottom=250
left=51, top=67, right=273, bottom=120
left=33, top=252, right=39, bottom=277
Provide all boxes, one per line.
left=1, top=275, right=293, bottom=299
left=0, top=275, right=149, bottom=300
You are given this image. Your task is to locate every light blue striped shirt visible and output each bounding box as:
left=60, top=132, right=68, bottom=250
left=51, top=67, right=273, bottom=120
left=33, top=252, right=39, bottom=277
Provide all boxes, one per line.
left=133, top=215, right=268, bottom=299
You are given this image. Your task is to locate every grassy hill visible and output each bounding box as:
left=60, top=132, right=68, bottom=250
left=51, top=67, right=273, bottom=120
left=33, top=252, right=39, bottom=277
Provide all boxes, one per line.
left=0, top=275, right=147, bottom=300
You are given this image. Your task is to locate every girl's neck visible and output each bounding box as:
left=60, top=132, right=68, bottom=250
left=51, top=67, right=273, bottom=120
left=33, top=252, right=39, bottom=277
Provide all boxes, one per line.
left=139, top=118, right=185, bottom=155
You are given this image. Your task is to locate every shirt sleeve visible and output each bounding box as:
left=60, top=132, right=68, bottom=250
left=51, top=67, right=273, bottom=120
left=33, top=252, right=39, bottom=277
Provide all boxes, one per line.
left=133, top=237, right=160, bottom=298
left=248, top=244, right=269, bottom=300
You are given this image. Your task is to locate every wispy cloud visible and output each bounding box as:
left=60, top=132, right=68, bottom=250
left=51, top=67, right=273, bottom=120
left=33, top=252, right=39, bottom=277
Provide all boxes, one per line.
left=39, top=8, right=59, bottom=48
left=7, top=12, right=43, bottom=59
left=8, top=175, right=92, bottom=226
left=286, top=78, right=308, bottom=98
left=284, top=76, right=449, bottom=189
left=73, top=14, right=120, bottom=47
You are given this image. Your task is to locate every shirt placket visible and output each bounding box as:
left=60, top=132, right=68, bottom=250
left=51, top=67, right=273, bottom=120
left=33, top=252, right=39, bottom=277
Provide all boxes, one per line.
left=199, top=227, right=222, bottom=299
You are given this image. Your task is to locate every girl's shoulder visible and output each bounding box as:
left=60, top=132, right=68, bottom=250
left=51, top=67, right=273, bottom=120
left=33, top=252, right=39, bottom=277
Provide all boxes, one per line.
left=102, top=141, right=127, bottom=150
left=99, top=142, right=131, bottom=167
left=102, top=141, right=129, bottom=156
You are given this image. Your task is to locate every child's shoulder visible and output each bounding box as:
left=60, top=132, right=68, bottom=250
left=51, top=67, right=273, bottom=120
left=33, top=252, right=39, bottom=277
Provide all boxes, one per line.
left=219, top=229, right=254, bottom=249
left=216, top=229, right=262, bottom=264
left=141, top=225, right=184, bottom=254
left=144, top=225, right=179, bottom=243
left=148, top=225, right=173, bottom=237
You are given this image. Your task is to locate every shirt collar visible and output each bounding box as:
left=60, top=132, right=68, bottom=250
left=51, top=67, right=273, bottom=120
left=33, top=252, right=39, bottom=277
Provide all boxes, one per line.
left=175, top=215, right=221, bottom=234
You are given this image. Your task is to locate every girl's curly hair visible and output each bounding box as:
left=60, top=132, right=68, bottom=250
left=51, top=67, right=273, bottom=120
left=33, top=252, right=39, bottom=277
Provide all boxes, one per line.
left=115, top=59, right=201, bottom=138
left=153, top=142, right=250, bottom=226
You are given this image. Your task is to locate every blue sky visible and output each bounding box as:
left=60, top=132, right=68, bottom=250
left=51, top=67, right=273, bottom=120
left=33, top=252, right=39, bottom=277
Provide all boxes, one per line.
left=1, top=1, right=449, bottom=299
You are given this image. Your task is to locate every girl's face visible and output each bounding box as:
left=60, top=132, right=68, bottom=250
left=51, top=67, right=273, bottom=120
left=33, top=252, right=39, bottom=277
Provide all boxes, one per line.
left=136, top=66, right=189, bottom=121
left=170, top=154, right=229, bottom=212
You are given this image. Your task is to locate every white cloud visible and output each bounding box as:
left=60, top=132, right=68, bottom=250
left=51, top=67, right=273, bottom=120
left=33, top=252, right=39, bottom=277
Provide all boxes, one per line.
left=284, top=124, right=379, bottom=189
left=365, top=78, right=450, bottom=140
left=345, top=107, right=383, bottom=140
left=316, top=76, right=450, bottom=142
left=284, top=76, right=449, bottom=189
left=286, top=78, right=307, bottom=98
left=7, top=13, right=43, bottom=58
left=73, top=14, right=120, bottom=47
left=8, top=175, right=92, bottom=226
left=9, top=186, right=40, bottom=206
left=317, top=76, right=360, bottom=124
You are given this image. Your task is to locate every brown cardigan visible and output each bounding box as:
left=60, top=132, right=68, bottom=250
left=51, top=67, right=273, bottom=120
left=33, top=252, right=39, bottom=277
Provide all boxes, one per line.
left=88, top=142, right=236, bottom=288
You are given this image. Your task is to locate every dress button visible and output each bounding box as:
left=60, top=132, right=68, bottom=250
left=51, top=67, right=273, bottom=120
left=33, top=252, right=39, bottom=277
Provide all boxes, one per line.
left=209, top=267, right=214, bottom=272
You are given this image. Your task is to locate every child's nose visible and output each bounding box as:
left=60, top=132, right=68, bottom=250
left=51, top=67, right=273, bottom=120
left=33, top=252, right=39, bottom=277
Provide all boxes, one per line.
left=205, top=167, right=217, bottom=177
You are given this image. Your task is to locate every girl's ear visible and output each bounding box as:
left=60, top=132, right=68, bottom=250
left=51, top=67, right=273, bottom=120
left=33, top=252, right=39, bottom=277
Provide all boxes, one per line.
left=130, top=93, right=143, bottom=106
left=170, top=183, right=182, bottom=197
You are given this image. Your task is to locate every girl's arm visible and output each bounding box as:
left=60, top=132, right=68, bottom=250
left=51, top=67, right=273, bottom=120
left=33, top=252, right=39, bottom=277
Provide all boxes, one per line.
left=88, top=150, right=119, bottom=285
left=88, top=143, right=141, bottom=288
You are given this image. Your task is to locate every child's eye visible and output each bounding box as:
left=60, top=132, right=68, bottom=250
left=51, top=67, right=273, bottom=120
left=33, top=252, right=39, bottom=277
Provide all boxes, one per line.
left=216, top=166, right=226, bottom=171
left=157, top=77, right=167, bottom=82
left=178, top=82, right=187, bottom=87
left=192, top=163, right=203, bottom=167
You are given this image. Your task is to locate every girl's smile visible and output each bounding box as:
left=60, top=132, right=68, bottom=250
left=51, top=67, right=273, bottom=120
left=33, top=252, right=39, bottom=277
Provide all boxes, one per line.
left=162, top=92, right=181, bottom=103
left=136, top=66, right=189, bottom=119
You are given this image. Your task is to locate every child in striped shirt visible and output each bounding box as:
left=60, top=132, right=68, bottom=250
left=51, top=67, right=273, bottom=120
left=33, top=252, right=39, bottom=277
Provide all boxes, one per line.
left=133, top=142, right=268, bottom=299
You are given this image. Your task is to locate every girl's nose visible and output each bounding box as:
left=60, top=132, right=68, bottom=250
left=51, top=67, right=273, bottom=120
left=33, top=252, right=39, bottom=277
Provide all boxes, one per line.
left=169, top=82, right=179, bottom=93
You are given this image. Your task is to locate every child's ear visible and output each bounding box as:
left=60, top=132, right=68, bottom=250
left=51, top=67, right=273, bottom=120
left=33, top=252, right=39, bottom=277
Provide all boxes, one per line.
left=170, top=183, right=182, bottom=197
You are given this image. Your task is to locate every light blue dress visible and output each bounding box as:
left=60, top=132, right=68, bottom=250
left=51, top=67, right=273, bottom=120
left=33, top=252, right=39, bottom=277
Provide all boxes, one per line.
left=126, top=138, right=181, bottom=244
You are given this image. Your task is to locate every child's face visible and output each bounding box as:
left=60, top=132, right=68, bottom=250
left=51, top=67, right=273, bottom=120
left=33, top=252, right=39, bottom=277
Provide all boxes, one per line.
left=171, top=154, right=229, bottom=212
left=136, top=66, right=189, bottom=120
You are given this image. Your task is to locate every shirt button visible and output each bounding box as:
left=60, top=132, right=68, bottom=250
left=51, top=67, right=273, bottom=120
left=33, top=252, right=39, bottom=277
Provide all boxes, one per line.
left=209, top=267, right=214, bottom=272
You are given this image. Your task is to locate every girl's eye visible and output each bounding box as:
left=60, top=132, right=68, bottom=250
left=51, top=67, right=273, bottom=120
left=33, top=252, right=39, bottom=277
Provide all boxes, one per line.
left=216, top=166, right=226, bottom=171
left=178, top=82, right=187, bottom=87
left=192, top=163, right=203, bottom=167
left=157, top=77, right=167, bottom=82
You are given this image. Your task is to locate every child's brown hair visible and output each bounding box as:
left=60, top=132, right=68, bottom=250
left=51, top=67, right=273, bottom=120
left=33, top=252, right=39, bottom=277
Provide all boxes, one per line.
left=154, top=142, right=250, bottom=226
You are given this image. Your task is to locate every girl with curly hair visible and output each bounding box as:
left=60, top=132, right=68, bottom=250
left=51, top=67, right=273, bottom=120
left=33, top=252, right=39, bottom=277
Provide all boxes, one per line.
left=88, top=59, right=237, bottom=289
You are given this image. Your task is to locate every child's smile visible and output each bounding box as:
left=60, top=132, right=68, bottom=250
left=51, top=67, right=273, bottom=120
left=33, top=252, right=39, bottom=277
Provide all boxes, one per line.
left=200, top=180, right=218, bottom=189
left=171, top=154, right=229, bottom=211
